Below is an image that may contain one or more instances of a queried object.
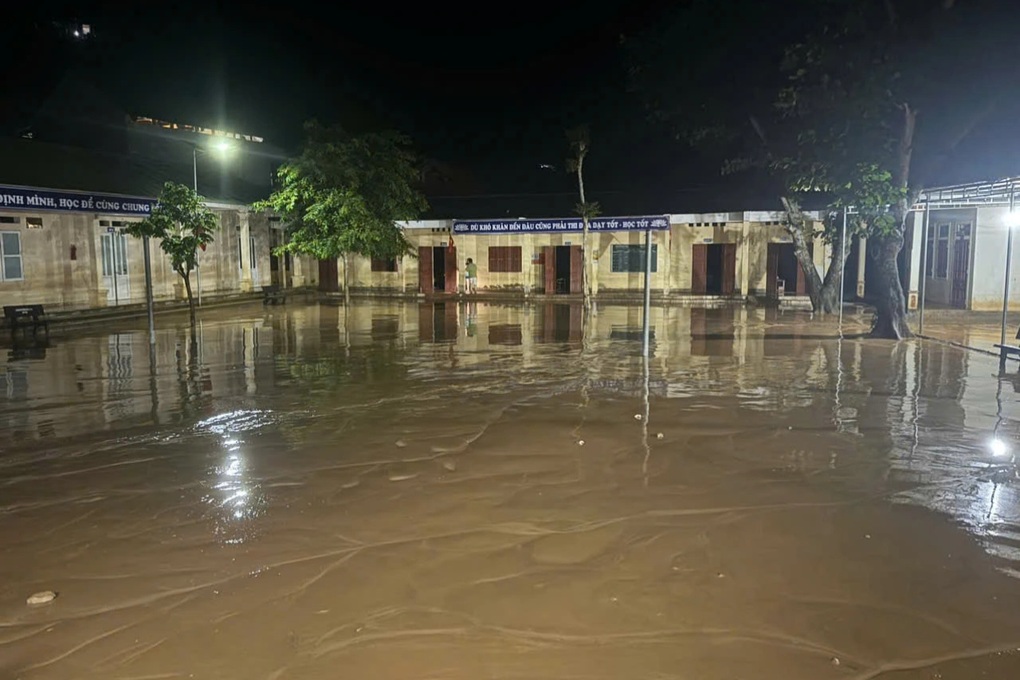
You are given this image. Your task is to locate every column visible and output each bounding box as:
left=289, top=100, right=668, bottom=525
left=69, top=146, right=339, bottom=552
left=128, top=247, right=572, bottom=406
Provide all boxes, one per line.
left=739, top=220, right=751, bottom=296
left=856, top=237, right=867, bottom=299
left=906, top=210, right=923, bottom=310
left=239, top=208, right=253, bottom=292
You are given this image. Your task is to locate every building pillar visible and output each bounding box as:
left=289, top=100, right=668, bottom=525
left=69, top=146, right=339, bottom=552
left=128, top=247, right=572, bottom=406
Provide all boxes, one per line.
left=906, top=210, right=923, bottom=310
left=239, top=208, right=254, bottom=292
left=739, top=221, right=751, bottom=296
left=856, top=237, right=867, bottom=299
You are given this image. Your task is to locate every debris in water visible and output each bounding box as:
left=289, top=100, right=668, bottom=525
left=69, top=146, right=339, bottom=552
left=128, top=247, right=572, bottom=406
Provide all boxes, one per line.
left=831, top=657, right=840, bottom=666
left=27, top=591, right=57, bottom=605
left=442, top=460, right=457, bottom=472
left=656, top=432, right=664, bottom=439
left=865, top=534, right=872, bottom=539
left=395, top=440, right=408, bottom=448
left=388, top=473, right=418, bottom=482
left=634, top=414, right=643, bottom=420
left=578, top=440, right=585, bottom=446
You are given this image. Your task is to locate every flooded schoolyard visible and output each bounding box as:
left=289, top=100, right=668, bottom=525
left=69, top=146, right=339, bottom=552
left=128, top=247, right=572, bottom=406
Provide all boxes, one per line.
left=3, top=300, right=1020, bottom=679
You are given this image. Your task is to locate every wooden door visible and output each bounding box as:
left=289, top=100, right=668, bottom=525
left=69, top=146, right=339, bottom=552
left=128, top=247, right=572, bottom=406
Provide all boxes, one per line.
left=318, top=259, right=338, bottom=292
left=543, top=246, right=556, bottom=294
left=444, top=246, right=458, bottom=293
left=418, top=246, right=433, bottom=294
left=570, top=246, right=583, bottom=294
left=721, top=243, right=737, bottom=295
left=951, top=224, right=971, bottom=309
left=692, top=244, right=708, bottom=294
left=766, top=244, right=779, bottom=298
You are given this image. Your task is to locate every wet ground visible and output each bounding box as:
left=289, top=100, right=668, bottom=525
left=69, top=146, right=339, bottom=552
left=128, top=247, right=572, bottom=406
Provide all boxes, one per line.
left=3, top=300, right=1020, bottom=679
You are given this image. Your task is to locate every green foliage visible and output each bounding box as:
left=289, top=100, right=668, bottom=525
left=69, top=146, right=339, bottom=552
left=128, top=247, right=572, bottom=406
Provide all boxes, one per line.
left=575, top=201, right=602, bottom=220
left=255, top=121, right=428, bottom=261
left=125, top=181, right=218, bottom=276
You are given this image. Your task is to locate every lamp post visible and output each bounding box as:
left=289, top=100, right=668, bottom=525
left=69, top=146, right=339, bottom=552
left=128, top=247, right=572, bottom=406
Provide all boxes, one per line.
left=1001, top=186, right=1018, bottom=348
left=189, top=139, right=236, bottom=307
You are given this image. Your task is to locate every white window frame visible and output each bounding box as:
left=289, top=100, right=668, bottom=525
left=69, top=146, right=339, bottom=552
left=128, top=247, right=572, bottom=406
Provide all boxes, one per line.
left=0, top=230, right=24, bottom=281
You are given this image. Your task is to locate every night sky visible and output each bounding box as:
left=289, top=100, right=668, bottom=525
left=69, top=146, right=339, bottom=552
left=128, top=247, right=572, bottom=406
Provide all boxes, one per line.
left=5, top=1, right=1020, bottom=212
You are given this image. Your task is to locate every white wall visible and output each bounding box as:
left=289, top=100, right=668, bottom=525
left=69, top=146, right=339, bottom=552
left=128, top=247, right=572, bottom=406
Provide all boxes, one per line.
left=971, top=206, right=1020, bottom=311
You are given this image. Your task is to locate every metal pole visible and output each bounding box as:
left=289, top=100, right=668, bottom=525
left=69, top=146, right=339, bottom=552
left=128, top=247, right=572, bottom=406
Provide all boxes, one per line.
left=918, top=205, right=930, bottom=335
left=143, top=235, right=156, bottom=346
left=838, top=208, right=847, bottom=330
left=112, top=229, right=120, bottom=307
left=192, top=145, right=203, bottom=308
left=1002, top=186, right=1016, bottom=347
left=642, top=229, right=653, bottom=357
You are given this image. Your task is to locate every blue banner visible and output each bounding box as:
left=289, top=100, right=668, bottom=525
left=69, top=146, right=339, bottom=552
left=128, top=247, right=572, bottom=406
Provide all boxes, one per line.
left=0, top=185, right=155, bottom=216
left=453, top=215, right=669, bottom=235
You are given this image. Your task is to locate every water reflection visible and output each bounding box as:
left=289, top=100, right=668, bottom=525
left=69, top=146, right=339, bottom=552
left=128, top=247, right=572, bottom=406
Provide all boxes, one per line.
left=5, top=301, right=1020, bottom=677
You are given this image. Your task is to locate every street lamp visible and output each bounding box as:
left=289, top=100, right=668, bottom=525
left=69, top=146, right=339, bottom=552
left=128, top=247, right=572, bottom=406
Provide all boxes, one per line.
left=190, top=140, right=237, bottom=306
left=1000, top=188, right=1019, bottom=348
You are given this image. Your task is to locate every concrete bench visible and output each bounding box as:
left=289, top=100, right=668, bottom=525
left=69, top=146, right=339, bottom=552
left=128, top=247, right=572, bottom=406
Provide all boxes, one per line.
left=3, top=304, right=49, bottom=335
left=262, top=285, right=286, bottom=305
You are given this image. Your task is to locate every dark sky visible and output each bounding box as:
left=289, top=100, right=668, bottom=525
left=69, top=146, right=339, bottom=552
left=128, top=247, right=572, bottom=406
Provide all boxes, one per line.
left=6, top=1, right=1020, bottom=212
left=5, top=2, right=690, bottom=205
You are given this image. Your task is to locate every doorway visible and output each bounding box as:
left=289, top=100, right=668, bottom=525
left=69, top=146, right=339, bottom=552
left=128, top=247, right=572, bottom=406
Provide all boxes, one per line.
left=951, top=223, right=972, bottom=309
left=767, top=243, right=808, bottom=298
left=100, top=229, right=130, bottom=305
left=418, top=245, right=457, bottom=294
left=318, top=259, right=338, bottom=292
left=543, top=245, right=582, bottom=294
left=692, top=243, right=736, bottom=294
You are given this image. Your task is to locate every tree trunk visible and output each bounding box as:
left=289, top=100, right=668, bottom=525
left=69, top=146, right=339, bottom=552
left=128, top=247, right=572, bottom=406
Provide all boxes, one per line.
left=818, top=221, right=848, bottom=314
left=869, top=233, right=913, bottom=339
left=182, top=269, right=197, bottom=329
left=576, top=162, right=591, bottom=306
left=342, top=254, right=351, bottom=308
left=781, top=197, right=825, bottom=311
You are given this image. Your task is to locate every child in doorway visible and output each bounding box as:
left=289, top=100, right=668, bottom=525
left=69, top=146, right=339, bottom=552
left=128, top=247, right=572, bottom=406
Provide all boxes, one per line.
left=465, top=258, right=478, bottom=294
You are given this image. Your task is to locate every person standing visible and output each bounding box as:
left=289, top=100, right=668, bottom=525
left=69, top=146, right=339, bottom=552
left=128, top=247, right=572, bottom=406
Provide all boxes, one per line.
left=465, top=257, right=478, bottom=294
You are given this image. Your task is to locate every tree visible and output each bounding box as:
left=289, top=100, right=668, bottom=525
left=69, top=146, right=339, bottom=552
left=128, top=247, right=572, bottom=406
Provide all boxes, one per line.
left=566, top=126, right=601, bottom=305
left=126, top=181, right=218, bottom=328
left=630, top=0, right=1020, bottom=335
left=256, top=121, right=429, bottom=306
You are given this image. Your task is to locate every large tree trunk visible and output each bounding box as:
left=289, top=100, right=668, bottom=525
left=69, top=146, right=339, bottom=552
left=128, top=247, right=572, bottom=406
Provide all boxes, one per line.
left=869, top=233, right=913, bottom=339
left=182, top=269, right=197, bottom=329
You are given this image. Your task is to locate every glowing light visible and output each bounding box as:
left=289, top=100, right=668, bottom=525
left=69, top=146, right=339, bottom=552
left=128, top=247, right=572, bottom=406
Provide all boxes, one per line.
left=990, top=438, right=1010, bottom=457
left=213, top=140, right=235, bottom=154
left=1007, top=211, right=1020, bottom=229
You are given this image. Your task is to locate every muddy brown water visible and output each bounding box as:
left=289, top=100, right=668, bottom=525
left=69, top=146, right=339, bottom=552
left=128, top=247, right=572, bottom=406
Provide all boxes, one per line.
left=3, top=301, right=1020, bottom=679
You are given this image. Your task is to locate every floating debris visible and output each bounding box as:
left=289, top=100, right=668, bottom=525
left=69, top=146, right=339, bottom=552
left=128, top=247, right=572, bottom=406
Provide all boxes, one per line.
left=656, top=433, right=664, bottom=439
left=578, top=440, right=585, bottom=446
left=27, top=591, right=57, bottom=605
left=442, top=460, right=457, bottom=472
left=388, top=473, right=418, bottom=482
left=395, top=440, right=408, bottom=448
left=634, top=414, right=643, bottom=421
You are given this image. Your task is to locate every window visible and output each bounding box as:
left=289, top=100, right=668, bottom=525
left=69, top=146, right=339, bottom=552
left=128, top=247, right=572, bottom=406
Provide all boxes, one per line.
left=935, top=223, right=950, bottom=279
left=488, top=246, right=522, bottom=273
left=925, top=225, right=936, bottom=276
left=611, top=244, right=658, bottom=273
left=250, top=236, right=258, bottom=271
left=26, top=217, right=43, bottom=229
left=237, top=235, right=244, bottom=269
left=1, top=231, right=23, bottom=281
left=371, top=256, right=398, bottom=272
left=0, top=216, right=19, bottom=224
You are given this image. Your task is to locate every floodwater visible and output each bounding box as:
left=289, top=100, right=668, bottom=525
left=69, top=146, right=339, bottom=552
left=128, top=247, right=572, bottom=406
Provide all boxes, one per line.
left=3, top=301, right=1020, bottom=679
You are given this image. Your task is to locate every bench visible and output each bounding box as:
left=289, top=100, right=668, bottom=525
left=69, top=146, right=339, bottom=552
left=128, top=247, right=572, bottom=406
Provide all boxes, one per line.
left=262, top=285, right=286, bottom=305
left=3, top=305, right=49, bottom=335
left=994, top=343, right=1020, bottom=371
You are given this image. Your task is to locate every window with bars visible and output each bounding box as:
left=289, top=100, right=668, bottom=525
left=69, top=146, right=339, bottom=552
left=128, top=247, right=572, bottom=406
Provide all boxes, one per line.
left=935, top=224, right=950, bottom=279
left=488, top=246, right=522, bottom=272
left=371, top=256, right=398, bottom=272
left=611, top=244, right=657, bottom=273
